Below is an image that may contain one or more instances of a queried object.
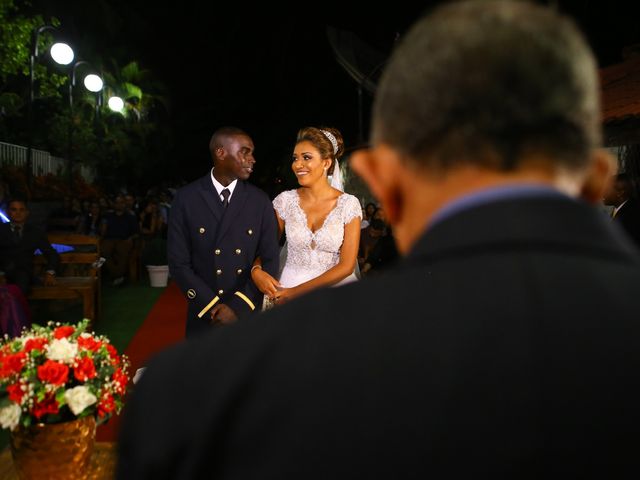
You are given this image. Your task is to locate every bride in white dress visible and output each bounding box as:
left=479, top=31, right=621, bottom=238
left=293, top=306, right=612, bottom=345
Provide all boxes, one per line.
left=252, top=126, right=362, bottom=305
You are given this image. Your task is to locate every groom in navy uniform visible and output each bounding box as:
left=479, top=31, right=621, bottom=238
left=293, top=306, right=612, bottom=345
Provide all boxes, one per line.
left=168, top=126, right=279, bottom=336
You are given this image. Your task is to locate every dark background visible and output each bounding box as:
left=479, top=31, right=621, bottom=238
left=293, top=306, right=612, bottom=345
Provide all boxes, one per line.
left=27, top=0, right=640, bottom=187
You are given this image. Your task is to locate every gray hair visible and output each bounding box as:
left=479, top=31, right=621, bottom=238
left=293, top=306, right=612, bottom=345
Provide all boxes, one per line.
left=372, top=0, right=601, bottom=172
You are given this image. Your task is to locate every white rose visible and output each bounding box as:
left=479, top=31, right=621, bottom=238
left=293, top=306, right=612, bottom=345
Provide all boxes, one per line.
left=46, top=338, right=78, bottom=363
left=64, top=386, right=97, bottom=416
left=0, top=403, right=22, bottom=431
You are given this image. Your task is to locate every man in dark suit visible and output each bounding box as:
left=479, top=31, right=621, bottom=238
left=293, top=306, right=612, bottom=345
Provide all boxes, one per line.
left=118, top=2, right=640, bottom=478
left=603, top=172, right=640, bottom=246
left=0, top=199, right=59, bottom=295
left=168, top=126, right=280, bottom=337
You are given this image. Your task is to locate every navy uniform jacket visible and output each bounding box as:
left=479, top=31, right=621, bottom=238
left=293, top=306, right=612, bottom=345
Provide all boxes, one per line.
left=168, top=174, right=279, bottom=337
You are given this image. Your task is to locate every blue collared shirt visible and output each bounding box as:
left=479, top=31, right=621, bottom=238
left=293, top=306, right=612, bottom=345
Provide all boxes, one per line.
left=428, top=183, right=571, bottom=230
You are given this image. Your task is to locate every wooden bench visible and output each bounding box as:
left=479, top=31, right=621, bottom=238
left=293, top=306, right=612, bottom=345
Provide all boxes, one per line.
left=28, top=233, right=101, bottom=325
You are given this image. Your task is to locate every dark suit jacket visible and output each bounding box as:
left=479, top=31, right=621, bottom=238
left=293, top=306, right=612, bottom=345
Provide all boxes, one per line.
left=119, top=195, right=640, bottom=478
left=168, top=175, right=279, bottom=336
left=0, top=222, right=59, bottom=277
left=613, top=197, right=640, bottom=247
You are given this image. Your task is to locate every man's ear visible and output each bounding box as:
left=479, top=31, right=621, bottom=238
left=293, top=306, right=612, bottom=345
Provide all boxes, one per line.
left=350, top=144, right=404, bottom=225
left=580, top=148, right=617, bottom=204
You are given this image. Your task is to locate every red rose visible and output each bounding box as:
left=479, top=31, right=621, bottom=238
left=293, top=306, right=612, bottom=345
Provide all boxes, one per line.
left=112, top=368, right=129, bottom=394
left=0, top=352, right=27, bottom=377
left=97, top=393, right=116, bottom=418
left=53, top=326, right=75, bottom=339
left=73, top=357, right=96, bottom=381
left=37, top=360, right=69, bottom=385
left=77, top=335, right=101, bottom=352
left=33, top=394, right=59, bottom=419
left=105, top=344, right=120, bottom=364
left=24, top=337, right=48, bottom=353
left=7, top=383, right=25, bottom=403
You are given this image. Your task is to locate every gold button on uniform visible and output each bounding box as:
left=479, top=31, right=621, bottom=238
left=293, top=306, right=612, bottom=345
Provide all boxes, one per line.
left=216, top=269, right=222, bottom=275
left=236, top=269, right=243, bottom=275
left=215, top=249, right=221, bottom=255
left=247, top=229, right=253, bottom=235
left=199, top=227, right=205, bottom=234
left=235, top=248, right=241, bottom=255
left=187, top=289, right=196, bottom=299
left=218, top=289, right=224, bottom=295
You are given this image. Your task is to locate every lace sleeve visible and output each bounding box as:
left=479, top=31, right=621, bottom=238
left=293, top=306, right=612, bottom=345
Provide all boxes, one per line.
left=272, top=191, right=289, bottom=221
left=341, top=194, right=363, bottom=225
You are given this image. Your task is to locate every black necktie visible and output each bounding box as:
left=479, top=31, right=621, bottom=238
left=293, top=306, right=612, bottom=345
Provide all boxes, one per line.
left=12, top=224, right=22, bottom=241
left=221, top=189, right=230, bottom=208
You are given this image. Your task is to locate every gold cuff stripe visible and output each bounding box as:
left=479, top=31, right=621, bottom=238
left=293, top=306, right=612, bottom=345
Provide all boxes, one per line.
left=234, top=291, right=256, bottom=311
left=197, top=296, right=220, bottom=318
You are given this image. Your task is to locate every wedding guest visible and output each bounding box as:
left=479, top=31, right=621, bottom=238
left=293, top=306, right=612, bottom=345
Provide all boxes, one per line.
left=118, top=2, right=640, bottom=478
left=603, top=172, right=640, bottom=246
left=361, top=201, right=377, bottom=229
left=0, top=199, right=59, bottom=295
left=100, top=195, right=139, bottom=286
left=77, top=202, right=103, bottom=236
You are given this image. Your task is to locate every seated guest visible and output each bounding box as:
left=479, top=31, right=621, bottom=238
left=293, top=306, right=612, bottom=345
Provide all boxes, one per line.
left=0, top=199, right=58, bottom=295
left=0, top=284, right=31, bottom=338
left=361, top=225, right=398, bottom=276
left=77, top=201, right=103, bottom=236
left=603, top=172, right=640, bottom=246
left=101, top=195, right=139, bottom=286
left=358, top=207, right=386, bottom=267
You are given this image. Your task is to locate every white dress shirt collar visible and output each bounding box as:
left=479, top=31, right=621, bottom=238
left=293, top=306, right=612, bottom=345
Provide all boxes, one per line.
left=210, top=169, right=238, bottom=203
left=613, top=199, right=628, bottom=218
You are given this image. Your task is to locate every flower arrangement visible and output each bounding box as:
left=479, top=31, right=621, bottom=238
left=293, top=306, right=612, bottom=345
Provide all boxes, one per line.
left=0, top=319, right=130, bottom=431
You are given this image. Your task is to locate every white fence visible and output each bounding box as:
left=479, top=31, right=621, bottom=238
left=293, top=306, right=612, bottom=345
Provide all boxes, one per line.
left=0, top=141, right=94, bottom=181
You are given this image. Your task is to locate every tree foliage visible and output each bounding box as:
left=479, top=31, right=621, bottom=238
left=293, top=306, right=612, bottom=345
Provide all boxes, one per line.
left=0, top=1, right=175, bottom=194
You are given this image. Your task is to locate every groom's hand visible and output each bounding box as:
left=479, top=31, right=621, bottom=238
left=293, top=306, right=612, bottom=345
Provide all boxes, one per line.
left=210, top=304, right=237, bottom=326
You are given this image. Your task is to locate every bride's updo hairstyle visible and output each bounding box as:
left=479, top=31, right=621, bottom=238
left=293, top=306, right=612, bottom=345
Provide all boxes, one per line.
left=296, top=126, right=345, bottom=176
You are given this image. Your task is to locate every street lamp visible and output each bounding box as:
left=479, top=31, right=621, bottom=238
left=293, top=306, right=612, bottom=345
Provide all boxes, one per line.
left=108, top=96, right=125, bottom=113
left=84, top=74, right=104, bottom=122
left=27, top=24, right=74, bottom=188
left=66, top=60, right=102, bottom=189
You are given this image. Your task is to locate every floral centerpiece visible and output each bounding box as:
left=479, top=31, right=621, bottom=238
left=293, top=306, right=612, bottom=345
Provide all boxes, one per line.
left=0, top=319, right=130, bottom=431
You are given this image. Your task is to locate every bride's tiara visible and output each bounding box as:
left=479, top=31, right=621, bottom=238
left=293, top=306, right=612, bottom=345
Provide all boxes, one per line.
left=320, top=129, right=339, bottom=155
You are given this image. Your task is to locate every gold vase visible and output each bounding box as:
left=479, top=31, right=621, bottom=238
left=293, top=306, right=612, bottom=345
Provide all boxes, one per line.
left=9, top=416, right=96, bottom=480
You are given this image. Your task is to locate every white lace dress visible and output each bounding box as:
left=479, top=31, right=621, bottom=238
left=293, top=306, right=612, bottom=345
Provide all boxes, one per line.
left=273, top=189, right=362, bottom=288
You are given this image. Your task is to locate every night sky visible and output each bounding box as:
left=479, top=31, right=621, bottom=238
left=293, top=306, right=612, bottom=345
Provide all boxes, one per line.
left=28, top=0, right=640, bottom=186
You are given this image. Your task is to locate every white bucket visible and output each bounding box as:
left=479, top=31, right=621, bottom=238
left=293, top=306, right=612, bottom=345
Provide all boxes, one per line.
left=147, top=265, right=169, bottom=288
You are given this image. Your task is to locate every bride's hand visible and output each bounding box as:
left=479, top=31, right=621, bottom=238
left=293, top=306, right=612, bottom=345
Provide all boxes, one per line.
left=251, top=268, right=281, bottom=297
left=274, top=287, right=299, bottom=305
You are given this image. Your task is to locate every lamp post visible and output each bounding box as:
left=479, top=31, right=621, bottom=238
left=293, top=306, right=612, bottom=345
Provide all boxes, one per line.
left=27, top=25, right=73, bottom=188
left=67, top=61, right=102, bottom=190
left=84, top=73, right=104, bottom=128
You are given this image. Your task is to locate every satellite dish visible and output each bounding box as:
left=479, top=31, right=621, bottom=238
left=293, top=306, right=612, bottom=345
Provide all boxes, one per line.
left=326, top=26, right=387, bottom=94
left=327, top=26, right=389, bottom=141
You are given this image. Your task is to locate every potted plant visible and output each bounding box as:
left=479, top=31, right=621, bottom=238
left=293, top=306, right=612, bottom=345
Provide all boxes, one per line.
left=141, top=237, right=169, bottom=287
left=0, top=319, right=130, bottom=478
